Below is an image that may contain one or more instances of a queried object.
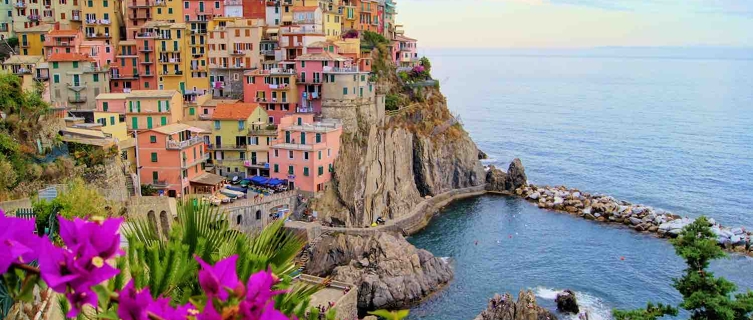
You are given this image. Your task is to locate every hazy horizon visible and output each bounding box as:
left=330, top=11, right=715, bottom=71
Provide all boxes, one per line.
left=397, top=0, right=753, bottom=49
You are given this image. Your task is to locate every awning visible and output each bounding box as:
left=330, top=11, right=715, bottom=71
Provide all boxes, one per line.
left=266, top=28, right=279, bottom=34
left=187, top=126, right=206, bottom=133
left=190, top=173, right=225, bottom=186
left=267, top=178, right=285, bottom=186
left=249, top=176, right=270, bottom=185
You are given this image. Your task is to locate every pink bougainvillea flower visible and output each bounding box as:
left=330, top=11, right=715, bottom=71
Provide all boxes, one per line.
left=147, top=297, right=193, bottom=320
left=196, top=301, right=222, bottom=320
left=195, top=255, right=240, bottom=300
left=244, top=268, right=286, bottom=308
left=58, top=216, right=124, bottom=260
left=65, top=287, right=98, bottom=318
left=38, top=241, right=81, bottom=292
left=0, top=213, right=41, bottom=273
left=117, top=280, right=154, bottom=320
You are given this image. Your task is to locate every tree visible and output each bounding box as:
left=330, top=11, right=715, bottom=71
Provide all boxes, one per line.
left=32, top=178, right=111, bottom=235
left=419, top=56, right=432, bottom=73
left=140, top=184, right=158, bottom=196
left=614, top=216, right=753, bottom=320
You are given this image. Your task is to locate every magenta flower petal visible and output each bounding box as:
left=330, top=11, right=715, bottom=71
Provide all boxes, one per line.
left=0, top=215, right=40, bottom=273
left=259, top=302, right=292, bottom=320
left=245, top=269, right=287, bottom=307
left=38, top=241, right=80, bottom=292
left=117, top=280, right=153, bottom=320
left=195, top=255, right=240, bottom=300
left=147, top=297, right=192, bottom=320
left=65, top=287, right=98, bottom=318
left=196, top=301, right=222, bottom=320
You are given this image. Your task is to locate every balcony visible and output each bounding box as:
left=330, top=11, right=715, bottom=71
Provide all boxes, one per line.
left=68, top=95, right=87, bottom=103
left=129, top=13, right=151, bottom=20
left=87, top=33, right=111, bottom=39
left=34, top=73, right=49, bottom=80
left=111, top=73, right=139, bottom=80
left=199, top=114, right=212, bottom=120
left=209, top=144, right=246, bottom=151
left=28, top=14, right=40, bottom=22
left=151, top=180, right=169, bottom=188
left=292, top=18, right=316, bottom=24
left=160, top=46, right=180, bottom=52
left=67, top=82, right=87, bottom=90
left=20, top=42, right=30, bottom=48
left=297, top=77, right=322, bottom=84
left=323, top=66, right=360, bottom=73
left=190, top=65, right=206, bottom=71
left=140, top=60, right=154, bottom=64
left=260, top=49, right=276, bottom=56
left=14, top=68, right=31, bottom=75
left=135, top=32, right=170, bottom=39
left=230, top=50, right=245, bottom=56
left=248, top=128, right=277, bottom=136
left=45, top=40, right=73, bottom=47
left=83, top=66, right=108, bottom=73
left=160, top=70, right=183, bottom=76
left=269, top=83, right=292, bottom=90
left=70, top=14, right=81, bottom=21
left=87, top=19, right=111, bottom=25
left=139, top=47, right=154, bottom=52
left=13, top=2, right=26, bottom=8
left=254, top=97, right=289, bottom=104
left=159, top=58, right=182, bottom=64
left=224, top=0, right=242, bottom=5
left=130, top=0, right=151, bottom=8
left=166, top=136, right=204, bottom=150
left=271, top=141, right=313, bottom=151
left=182, top=153, right=210, bottom=169
left=153, top=0, right=166, bottom=6
left=141, top=72, right=155, bottom=77
left=243, top=160, right=268, bottom=169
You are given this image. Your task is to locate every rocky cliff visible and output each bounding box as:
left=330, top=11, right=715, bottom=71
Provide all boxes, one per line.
left=306, top=232, right=453, bottom=311
left=313, top=84, right=486, bottom=227
left=475, top=291, right=558, bottom=320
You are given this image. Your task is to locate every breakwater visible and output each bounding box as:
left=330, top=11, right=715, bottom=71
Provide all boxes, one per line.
left=513, top=183, right=752, bottom=255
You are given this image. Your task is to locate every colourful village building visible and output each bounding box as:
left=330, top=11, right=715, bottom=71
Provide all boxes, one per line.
left=10, top=0, right=46, bottom=34
left=242, top=0, right=266, bottom=19
left=355, top=0, right=378, bottom=33
left=17, top=24, right=53, bottom=56
left=265, top=0, right=281, bottom=26
left=52, top=0, right=84, bottom=29
left=43, top=29, right=83, bottom=58
left=124, top=0, right=153, bottom=40
left=96, top=92, right=129, bottom=113
left=208, top=18, right=264, bottom=99
left=48, top=52, right=111, bottom=110
left=111, top=40, right=141, bottom=92
left=279, top=25, right=325, bottom=61
left=295, top=45, right=353, bottom=113
left=269, top=113, right=342, bottom=193
left=123, top=90, right=184, bottom=131
left=393, top=33, right=418, bottom=67
left=341, top=0, right=358, bottom=31
left=136, top=123, right=214, bottom=197
left=209, top=103, right=271, bottom=178
left=2, top=55, right=47, bottom=81
left=0, top=0, right=11, bottom=39
left=81, top=0, right=122, bottom=49
left=243, top=67, right=298, bottom=124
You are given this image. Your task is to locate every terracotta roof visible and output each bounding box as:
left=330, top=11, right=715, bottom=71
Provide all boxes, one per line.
left=212, top=103, right=259, bottom=120
left=394, top=34, right=416, bottom=42
left=292, top=6, right=319, bottom=12
left=49, top=29, right=80, bottom=37
left=2, top=55, right=44, bottom=65
left=295, top=51, right=349, bottom=62
left=47, top=52, right=94, bottom=62
left=151, top=123, right=192, bottom=135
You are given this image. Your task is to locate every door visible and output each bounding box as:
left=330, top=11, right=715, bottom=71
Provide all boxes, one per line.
left=215, top=136, right=221, bottom=147
left=179, top=82, right=185, bottom=94
left=300, top=132, right=305, bottom=144
left=72, top=74, right=80, bottom=86
left=147, top=117, right=153, bottom=129
left=168, top=190, right=176, bottom=197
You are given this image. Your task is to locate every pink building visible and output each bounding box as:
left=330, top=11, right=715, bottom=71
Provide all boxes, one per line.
left=243, top=67, right=298, bottom=124
left=269, top=114, right=342, bottom=193
left=294, top=46, right=353, bottom=113
left=137, top=123, right=218, bottom=197
left=81, top=40, right=116, bottom=68
left=392, top=34, right=418, bottom=67
left=43, top=29, right=84, bottom=59
left=96, top=93, right=128, bottom=113
left=183, top=0, right=223, bottom=25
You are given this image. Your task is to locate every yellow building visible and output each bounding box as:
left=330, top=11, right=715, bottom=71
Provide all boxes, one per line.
left=52, top=0, right=84, bottom=29
left=81, top=0, right=122, bottom=47
left=17, top=24, right=53, bottom=56
left=125, top=90, right=184, bottom=131
left=10, top=0, right=46, bottom=35
left=208, top=18, right=263, bottom=99
left=151, top=0, right=181, bottom=21
left=341, top=0, right=358, bottom=31
left=140, top=21, right=210, bottom=101
left=210, top=103, right=270, bottom=178
left=323, top=11, right=342, bottom=40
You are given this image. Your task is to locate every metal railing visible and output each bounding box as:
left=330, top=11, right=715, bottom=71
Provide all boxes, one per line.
left=68, top=96, right=87, bottom=103
left=323, top=66, right=360, bottom=73
left=166, top=136, right=204, bottom=150
left=182, top=153, right=209, bottom=169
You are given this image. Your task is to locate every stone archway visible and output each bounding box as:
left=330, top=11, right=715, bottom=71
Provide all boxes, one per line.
left=147, top=210, right=158, bottom=234
left=236, top=214, right=242, bottom=225
left=255, top=210, right=262, bottom=220
left=159, top=210, right=170, bottom=237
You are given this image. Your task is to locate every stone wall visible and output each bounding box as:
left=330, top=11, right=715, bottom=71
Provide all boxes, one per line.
left=321, top=96, right=383, bottom=134
left=223, top=191, right=298, bottom=233
left=124, top=196, right=178, bottom=238
left=286, top=185, right=487, bottom=241
left=299, top=274, right=358, bottom=320
left=0, top=198, right=33, bottom=215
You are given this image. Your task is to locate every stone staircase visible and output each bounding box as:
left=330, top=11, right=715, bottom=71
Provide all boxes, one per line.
left=295, top=234, right=325, bottom=273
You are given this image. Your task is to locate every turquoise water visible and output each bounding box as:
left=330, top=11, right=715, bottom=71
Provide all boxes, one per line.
left=407, top=49, right=753, bottom=319
left=408, top=196, right=753, bottom=320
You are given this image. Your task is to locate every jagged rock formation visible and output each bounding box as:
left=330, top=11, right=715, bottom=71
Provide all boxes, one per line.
left=475, top=291, right=558, bottom=320
left=555, top=290, right=579, bottom=314
left=313, top=84, right=485, bottom=227
left=486, top=158, right=528, bottom=193
left=305, top=232, right=453, bottom=311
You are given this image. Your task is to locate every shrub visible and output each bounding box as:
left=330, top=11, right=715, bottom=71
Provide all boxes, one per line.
left=386, top=94, right=400, bottom=111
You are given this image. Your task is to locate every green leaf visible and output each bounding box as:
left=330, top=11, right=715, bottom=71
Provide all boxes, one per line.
left=97, top=310, right=120, bottom=319
left=16, top=274, right=39, bottom=302
left=92, top=284, right=111, bottom=308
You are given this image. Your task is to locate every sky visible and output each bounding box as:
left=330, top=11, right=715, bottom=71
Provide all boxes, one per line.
left=396, top=0, right=753, bottom=48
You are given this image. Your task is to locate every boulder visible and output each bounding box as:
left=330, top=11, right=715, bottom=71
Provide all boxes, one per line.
left=629, top=217, right=642, bottom=226
left=528, top=192, right=540, bottom=200
left=485, top=159, right=528, bottom=193
left=555, top=290, right=579, bottom=314
left=474, top=290, right=557, bottom=320
left=553, top=197, right=564, bottom=206
left=306, top=232, right=453, bottom=310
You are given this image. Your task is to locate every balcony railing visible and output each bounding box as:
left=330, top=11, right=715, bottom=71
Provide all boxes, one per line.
left=87, top=19, right=111, bottom=25
left=139, top=46, right=153, bottom=52
left=209, top=144, right=246, bottom=150
left=323, top=66, right=360, bottom=73
left=28, top=14, right=40, bottom=21
left=153, top=0, right=166, bottom=6
left=260, top=49, right=276, bottom=56
left=243, top=161, right=268, bottom=168
left=160, top=70, right=183, bottom=76
left=67, top=82, right=87, bottom=90
left=13, top=2, right=26, bottom=8
left=248, top=129, right=277, bottom=136
left=87, top=33, right=111, bottom=39
left=142, top=72, right=155, bottom=77
left=14, top=68, right=31, bottom=75
left=166, top=136, right=204, bottom=150
left=20, top=42, right=30, bottom=48
left=230, top=50, right=245, bottom=55
left=159, top=58, right=182, bottom=64
left=70, top=14, right=81, bottom=21
left=224, top=0, right=241, bottom=5
left=68, top=95, right=87, bottom=103
left=111, top=73, right=139, bottom=79
left=182, top=153, right=210, bottom=169
left=129, top=13, right=151, bottom=20
left=151, top=180, right=169, bottom=188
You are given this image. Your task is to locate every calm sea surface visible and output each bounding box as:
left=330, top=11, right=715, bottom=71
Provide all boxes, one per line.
left=407, top=48, right=753, bottom=319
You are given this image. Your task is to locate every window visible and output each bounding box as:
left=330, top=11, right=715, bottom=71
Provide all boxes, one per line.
left=53, top=74, right=60, bottom=83
left=152, top=171, right=158, bottom=182
left=150, top=152, right=158, bottom=162
left=215, top=1, right=219, bottom=8
left=189, top=107, right=195, bottom=115
left=93, top=74, right=99, bottom=82
left=288, top=150, right=293, bottom=159
left=288, top=165, right=294, bottom=175
left=238, top=120, right=245, bottom=130
left=318, top=151, right=322, bottom=160
left=303, top=167, right=309, bottom=176
left=110, top=116, right=115, bottom=125
left=304, top=152, right=309, bottom=160
left=328, top=148, right=331, bottom=157
left=301, top=61, right=305, bottom=68
left=214, top=120, right=220, bottom=129
left=87, top=0, right=92, bottom=6
left=168, top=8, right=172, bottom=13
left=273, top=164, right=279, bottom=173
left=183, top=1, right=188, bottom=8
left=318, top=166, right=324, bottom=176
left=103, top=0, right=107, bottom=7
left=315, top=133, right=321, bottom=143
left=161, top=116, right=167, bottom=125
left=150, top=135, right=157, bottom=143
left=72, top=61, right=79, bottom=68
left=274, top=149, right=278, bottom=157
left=52, top=62, right=58, bottom=69
left=342, top=87, right=347, bottom=95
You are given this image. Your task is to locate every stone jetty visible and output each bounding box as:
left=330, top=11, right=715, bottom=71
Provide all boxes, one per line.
left=513, top=183, right=752, bottom=255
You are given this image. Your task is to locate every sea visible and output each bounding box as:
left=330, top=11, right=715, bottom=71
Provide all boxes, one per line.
left=406, top=47, right=753, bottom=319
